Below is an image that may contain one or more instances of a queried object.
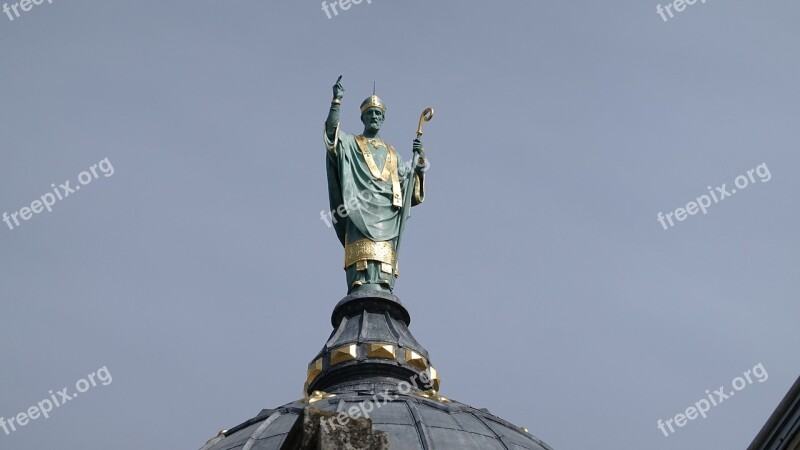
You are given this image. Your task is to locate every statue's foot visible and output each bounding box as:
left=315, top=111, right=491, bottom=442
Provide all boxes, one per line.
left=348, top=281, right=392, bottom=295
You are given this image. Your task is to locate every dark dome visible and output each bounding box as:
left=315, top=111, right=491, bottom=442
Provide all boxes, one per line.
left=200, top=292, right=554, bottom=450
left=200, top=389, right=552, bottom=450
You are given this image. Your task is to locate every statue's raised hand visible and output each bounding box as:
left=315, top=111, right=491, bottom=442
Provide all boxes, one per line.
left=333, top=75, right=344, bottom=100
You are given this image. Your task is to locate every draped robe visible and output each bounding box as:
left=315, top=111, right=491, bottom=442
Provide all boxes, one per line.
left=324, top=125, right=424, bottom=291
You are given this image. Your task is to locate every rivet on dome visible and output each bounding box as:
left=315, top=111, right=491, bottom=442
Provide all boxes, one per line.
left=306, top=358, right=323, bottom=385
left=427, top=366, right=440, bottom=392
left=367, top=343, right=397, bottom=359
left=330, top=344, right=358, bottom=365
left=405, top=349, right=427, bottom=371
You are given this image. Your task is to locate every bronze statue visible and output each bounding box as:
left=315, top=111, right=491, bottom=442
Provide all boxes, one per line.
left=324, top=76, right=432, bottom=293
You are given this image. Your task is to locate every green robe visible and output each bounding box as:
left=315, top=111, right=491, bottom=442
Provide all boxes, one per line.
left=325, top=125, right=424, bottom=291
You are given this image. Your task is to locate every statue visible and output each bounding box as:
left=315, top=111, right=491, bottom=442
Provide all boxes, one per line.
left=324, top=76, right=432, bottom=294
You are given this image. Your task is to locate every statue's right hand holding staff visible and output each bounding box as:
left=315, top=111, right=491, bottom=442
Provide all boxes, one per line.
left=326, top=75, right=344, bottom=138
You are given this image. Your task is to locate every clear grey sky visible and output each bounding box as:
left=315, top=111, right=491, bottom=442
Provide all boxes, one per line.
left=1, top=1, right=798, bottom=449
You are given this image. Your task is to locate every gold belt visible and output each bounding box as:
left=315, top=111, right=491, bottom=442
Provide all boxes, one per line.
left=344, top=239, right=395, bottom=269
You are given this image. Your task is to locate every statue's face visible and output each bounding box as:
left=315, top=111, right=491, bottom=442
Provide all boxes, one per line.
left=361, top=108, right=385, bottom=133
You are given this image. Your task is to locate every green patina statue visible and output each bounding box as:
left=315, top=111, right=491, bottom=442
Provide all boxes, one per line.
left=324, top=76, right=429, bottom=294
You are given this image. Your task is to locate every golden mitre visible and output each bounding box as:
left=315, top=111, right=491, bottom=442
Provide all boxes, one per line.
left=360, top=95, right=386, bottom=113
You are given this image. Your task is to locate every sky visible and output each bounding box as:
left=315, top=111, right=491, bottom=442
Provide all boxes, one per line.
left=1, top=1, right=798, bottom=449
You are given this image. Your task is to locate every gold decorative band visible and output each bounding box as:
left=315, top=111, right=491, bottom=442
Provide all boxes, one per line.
left=360, top=95, right=386, bottom=113
left=344, top=239, right=395, bottom=269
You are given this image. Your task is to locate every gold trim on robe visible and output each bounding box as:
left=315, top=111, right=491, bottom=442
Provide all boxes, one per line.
left=344, top=239, right=396, bottom=269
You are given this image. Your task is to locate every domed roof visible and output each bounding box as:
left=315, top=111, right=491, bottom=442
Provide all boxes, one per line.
left=199, top=291, right=554, bottom=450
left=200, top=388, right=553, bottom=450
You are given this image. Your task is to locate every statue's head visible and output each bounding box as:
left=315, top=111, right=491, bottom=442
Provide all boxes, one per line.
left=360, top=95, right=386, bottom=133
